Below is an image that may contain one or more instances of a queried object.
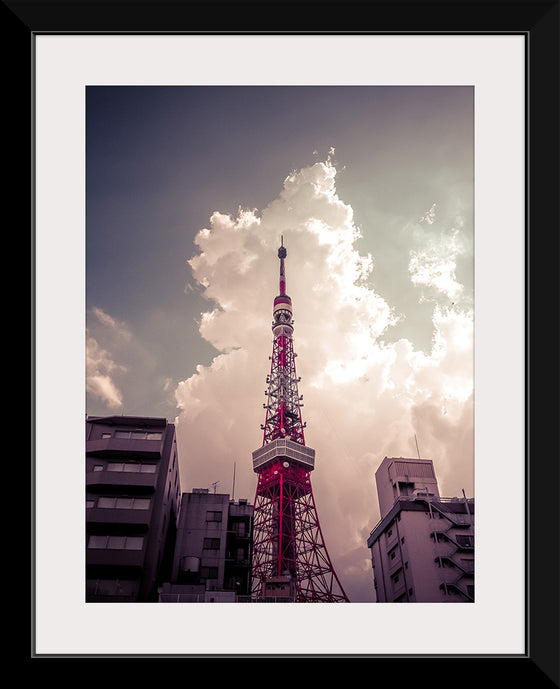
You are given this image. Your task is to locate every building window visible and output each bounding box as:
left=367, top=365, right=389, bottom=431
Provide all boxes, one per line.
left=88, top=535, right=144, bottom=550
left=206, top=511, right=222, bottom=523
left=87, top=579, right=136, bottom=596
left=101, top=432, right=112, bottom=438
left=96, top=496, right=151, bottom=510
left=92, top=465, right=104, bottom=472
left=129, top=498, right=150, bottom=510
left=115, top=430, right=162, bottom=441
left=106, top=462, right=156, bottom=473
left=232, top=521, right=246, bottom=537
left=88, top=535, right=107, bottom=549
left=200, top=566, right=218, bottom=579
left=203, top=538, right=220, bottom=550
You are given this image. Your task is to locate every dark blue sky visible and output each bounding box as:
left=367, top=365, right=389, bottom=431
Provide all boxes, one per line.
left=86, top=85, right=473, bottom=421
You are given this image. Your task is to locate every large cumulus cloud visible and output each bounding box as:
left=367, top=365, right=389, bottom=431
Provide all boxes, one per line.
left=174, top=157, right=473, bottom=602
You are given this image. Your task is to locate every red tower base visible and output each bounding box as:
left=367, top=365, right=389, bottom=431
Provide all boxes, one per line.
left=252, top=461, right=349, bottom=602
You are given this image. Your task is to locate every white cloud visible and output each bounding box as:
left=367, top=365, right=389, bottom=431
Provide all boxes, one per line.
left=87, top=303, right=189, bottom=419
left=175, top=158, right=473, bottom=602
left=86, top=332, right=126, bottom=409
left=91, top=306, right=132, bottom=339
left=86, top=307, right=134, bottom=412
left=420, top=202, right=437, bottom=225
left=409, top=225, right=466, bottom=302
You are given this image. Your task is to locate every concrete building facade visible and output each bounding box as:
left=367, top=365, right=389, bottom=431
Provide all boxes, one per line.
left=86, top=415, right=181, bottom=602
left=158, top=489, right=253, bottom=602
left=367, top=456, right=474, bottom=602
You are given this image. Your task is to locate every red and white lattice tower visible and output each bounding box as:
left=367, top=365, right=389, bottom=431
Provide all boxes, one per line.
left=251, top=239, right=349, bottom=602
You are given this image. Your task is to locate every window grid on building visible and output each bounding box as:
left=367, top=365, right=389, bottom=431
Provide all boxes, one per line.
left=88, top=535, right=144, bottom=550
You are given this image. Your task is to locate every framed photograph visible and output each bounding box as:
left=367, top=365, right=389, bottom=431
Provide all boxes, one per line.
left=22, top=0, right=558, bottom=679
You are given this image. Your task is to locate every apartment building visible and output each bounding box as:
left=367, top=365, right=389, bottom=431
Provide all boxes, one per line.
left=158, top=489, right=253, bottom=603
left=367, top=456, right=474, bottom=602
left=86, top=415, right=181, bottom=602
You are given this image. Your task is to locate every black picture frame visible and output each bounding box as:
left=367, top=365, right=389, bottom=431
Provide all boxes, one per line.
left=19, top=0, right=558, bottom=683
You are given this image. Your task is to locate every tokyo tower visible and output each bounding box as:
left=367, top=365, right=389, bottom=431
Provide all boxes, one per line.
left=250, top=238, right=349, bottom=602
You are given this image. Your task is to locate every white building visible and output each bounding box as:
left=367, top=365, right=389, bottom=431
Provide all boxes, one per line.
left=367, top=456, right=474, bottom=602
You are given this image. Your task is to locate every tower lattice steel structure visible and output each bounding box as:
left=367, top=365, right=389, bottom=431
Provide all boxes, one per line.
left=251, top=239, right=349, bottom=602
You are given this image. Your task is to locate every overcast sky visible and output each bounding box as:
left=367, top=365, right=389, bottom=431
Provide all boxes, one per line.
left=86, top=85, right=474, bottom=603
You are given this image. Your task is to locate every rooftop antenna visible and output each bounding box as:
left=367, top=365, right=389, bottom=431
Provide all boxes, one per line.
left=462, top=488, right=471, bottom=517
left=414, top=434, right=421, bottom=460
left=232, top=462, right=236, bottom=500
left=210, top=480, right=220, bottom=494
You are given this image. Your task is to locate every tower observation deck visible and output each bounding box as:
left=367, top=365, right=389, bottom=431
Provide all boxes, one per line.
left=251, top=239, right=349, bottom=602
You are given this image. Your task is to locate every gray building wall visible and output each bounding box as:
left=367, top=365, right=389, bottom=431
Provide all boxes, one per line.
left=160, top=489, right=253, bottom=602
left=86, top=415, right=181, bottom=602
left=172, top=490, right=230, bottom=589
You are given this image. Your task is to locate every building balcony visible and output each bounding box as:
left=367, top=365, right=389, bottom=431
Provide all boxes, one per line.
left=86, top=437, right=162, bottom=459
left=86, top=470, right=157, bottom=490
left=227, top=529, right=252, bottom=540
left=86, top=506, right=152, bottom=526
left=86, top=547, right=145, bottom=568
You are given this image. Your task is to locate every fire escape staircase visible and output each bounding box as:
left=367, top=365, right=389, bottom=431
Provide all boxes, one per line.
left=428, top=503, right=474, bottom=601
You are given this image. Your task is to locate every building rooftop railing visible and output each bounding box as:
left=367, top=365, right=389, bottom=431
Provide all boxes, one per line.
left=368, top=495, right=474, bottom=538
left=236, top=595, right=293, bottom=603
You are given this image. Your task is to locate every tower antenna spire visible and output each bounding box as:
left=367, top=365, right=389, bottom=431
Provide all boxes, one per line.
left=251, top=240, right=349, bottom=602
left=278, top=235, right=287, bottom=296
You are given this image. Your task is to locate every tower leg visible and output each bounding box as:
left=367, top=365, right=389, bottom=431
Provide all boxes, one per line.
left=251, top=462, right=349, bottom=602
